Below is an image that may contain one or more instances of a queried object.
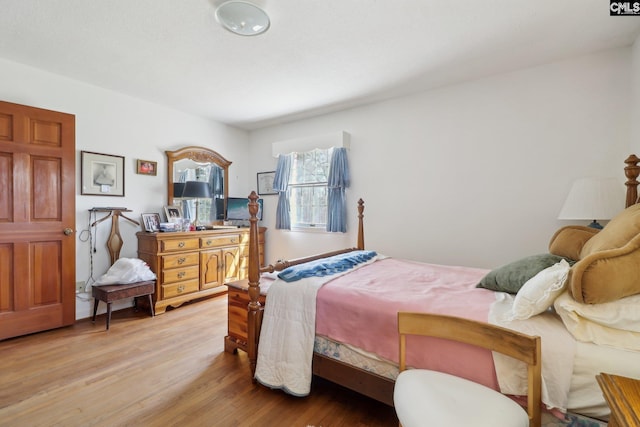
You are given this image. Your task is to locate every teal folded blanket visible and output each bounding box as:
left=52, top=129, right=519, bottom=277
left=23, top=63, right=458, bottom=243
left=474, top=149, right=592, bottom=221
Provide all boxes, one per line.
left=277, top=250, right=377, bottom=283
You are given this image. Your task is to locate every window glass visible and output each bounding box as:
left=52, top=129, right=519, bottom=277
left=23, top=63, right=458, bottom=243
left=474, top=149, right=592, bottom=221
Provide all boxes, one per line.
left=289, top=148, right=330, bottom=228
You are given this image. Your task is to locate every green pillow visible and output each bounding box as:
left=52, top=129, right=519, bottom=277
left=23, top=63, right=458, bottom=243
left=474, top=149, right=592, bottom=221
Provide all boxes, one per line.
left=477, top=254, right=574, bottom=294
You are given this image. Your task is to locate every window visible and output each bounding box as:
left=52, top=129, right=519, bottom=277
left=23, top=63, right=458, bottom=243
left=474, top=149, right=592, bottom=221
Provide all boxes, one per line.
left=289, top=148, right=330, bottom=229
left=273, top=145, right=349, bottom=232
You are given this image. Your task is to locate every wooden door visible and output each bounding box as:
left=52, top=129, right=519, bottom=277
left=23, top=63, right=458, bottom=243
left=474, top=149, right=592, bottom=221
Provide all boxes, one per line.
left=200, top=246, right=239, bottom=289
left=221, top=246, right=240, bottom=283
left=200, top=249, right=222, bottom=289
left=0, top=100, right=76, bottom=340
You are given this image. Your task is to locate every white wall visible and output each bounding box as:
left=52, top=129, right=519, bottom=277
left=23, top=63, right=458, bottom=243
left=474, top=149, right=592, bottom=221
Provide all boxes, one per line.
left=0, top=58, right=250, bottom=319
left=249, top=48, right=632, bottom=269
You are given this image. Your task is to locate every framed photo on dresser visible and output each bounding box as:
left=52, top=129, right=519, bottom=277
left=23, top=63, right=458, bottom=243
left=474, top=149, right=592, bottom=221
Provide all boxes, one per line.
left=141, top=213, right=161, bottom=232
left=164, top=205, right=183, bottom=222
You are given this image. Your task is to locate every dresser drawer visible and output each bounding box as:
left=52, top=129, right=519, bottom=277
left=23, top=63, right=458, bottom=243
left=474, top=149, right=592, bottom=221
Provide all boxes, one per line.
left=162, top=279, right=199, bottom=299
left=228, top=289, right=267, bottom=341
left=228, top=304, right=249, bottom=341
left=161, top=238, right=200, bottom=252
left=162, top=265, right=199, bottom=284
left=228, top=288, right=267, bottom=305
left=201, top=235, right=240, bottom=248
left=162, top=252, right=199, bottom=269
left=239, top=232, right=265, bottom=244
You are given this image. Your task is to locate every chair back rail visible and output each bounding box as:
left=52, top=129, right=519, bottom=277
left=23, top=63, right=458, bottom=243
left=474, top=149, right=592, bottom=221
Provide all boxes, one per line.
left=398, top=312, right=541, bottom=427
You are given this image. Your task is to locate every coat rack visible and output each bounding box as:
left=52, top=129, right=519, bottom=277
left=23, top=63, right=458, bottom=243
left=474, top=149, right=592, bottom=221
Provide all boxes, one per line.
left=90, top=208, right=140, bottom=265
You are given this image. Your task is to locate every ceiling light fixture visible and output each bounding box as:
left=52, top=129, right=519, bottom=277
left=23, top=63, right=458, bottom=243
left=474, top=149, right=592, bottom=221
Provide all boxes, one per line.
left=215, top=1, right=270, bottom=36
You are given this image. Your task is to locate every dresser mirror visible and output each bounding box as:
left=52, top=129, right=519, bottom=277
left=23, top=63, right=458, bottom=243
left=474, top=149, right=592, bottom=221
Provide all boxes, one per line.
left=166, top=146, right=231, bottom=225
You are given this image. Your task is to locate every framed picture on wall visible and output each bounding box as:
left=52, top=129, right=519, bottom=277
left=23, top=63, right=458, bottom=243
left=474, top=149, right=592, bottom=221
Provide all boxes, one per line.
left=136, top=159, right=157, bottom=176
left=81, top=151, right=125, bottom=196
left=257, top=171, right=277, bottom=195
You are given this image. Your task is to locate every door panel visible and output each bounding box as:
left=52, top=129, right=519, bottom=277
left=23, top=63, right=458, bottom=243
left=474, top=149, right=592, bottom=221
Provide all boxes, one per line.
left=31, top=118, right=63, bottom=147
left=0, top=153, right=11, bottom=221
left=222, top=247, right=239, bottom=283
left=0, top=101, right=75, bottom=340
left=0, top=112, right=13, bottom=141
left=31, top=241, right=62, bottom=305
left=0, top=243, right=13, bottom=312
left=32, top=156, right=62, bottom=220
left=201, top=249, right=221, bottom=289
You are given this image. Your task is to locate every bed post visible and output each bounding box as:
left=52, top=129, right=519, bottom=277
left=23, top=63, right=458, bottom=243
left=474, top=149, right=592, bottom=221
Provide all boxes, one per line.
left=245, top=196, right=365, bottom=379
left=246, top=191, right=263, bottom=377
left=625, top=154, right=640, bottom=208
left=357, top=198, right=365, bottom=250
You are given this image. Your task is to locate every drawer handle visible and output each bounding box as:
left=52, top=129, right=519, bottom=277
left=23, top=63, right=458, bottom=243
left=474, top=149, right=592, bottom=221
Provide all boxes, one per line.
left=178, top=257, right=186, bottom=264
left=231, top=238, right=237, bottom=243
left=206, top=240, right=212, bottom=245
left=178, top=271, right=185, bottom=278
left=178, top=241, right=185, bottom=248
left=177, top=285, right=185, bottom=293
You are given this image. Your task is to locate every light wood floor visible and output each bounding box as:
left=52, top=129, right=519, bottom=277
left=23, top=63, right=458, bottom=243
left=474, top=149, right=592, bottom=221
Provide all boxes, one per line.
left=0, top=294, right=398, bottom=427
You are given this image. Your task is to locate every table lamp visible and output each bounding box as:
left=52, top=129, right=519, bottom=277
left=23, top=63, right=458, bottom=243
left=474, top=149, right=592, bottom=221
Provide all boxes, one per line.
left=558, top=177, right=625, bottom=229
left=173, top=182, right=186, bottom=200
left=181, top=181, right=212, bottom=230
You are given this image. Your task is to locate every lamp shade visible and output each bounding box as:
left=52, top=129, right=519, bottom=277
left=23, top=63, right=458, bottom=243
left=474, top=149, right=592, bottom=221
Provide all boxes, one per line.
left=182, top=181, right=212, bottom=198
left=558, top=177, right=625, bottom=221
left=173, top=182, right=186, bottom=198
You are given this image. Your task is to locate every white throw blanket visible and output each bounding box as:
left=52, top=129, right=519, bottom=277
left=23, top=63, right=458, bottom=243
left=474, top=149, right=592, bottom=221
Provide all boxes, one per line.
left=254, top=255, right=380, bottom=396
left=489, top=292, right=577, bottom=413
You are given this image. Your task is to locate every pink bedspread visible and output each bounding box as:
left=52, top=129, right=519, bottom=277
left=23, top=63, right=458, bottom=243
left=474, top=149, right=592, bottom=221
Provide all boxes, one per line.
left=315, top=257, right=499, bottom=389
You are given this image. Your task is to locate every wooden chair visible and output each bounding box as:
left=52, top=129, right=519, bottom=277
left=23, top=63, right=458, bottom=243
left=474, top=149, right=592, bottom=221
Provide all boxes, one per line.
left=393, top=312, right=541, bottom=427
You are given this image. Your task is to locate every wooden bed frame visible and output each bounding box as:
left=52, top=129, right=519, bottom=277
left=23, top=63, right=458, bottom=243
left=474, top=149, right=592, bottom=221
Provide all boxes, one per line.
left=242, top=154, right=640, bottom=407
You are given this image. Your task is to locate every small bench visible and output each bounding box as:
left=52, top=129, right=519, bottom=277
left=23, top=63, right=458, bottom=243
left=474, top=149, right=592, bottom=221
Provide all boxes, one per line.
left=92, top=281, right=155, bottom=330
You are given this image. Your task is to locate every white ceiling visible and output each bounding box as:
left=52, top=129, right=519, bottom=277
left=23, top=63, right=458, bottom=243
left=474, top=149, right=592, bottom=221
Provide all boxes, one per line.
left=1, top=1, right=639, bottom=130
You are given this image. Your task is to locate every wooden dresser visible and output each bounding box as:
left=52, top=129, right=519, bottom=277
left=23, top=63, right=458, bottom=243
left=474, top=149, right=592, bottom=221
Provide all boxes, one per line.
left=137, top=228, right=265, bottom=314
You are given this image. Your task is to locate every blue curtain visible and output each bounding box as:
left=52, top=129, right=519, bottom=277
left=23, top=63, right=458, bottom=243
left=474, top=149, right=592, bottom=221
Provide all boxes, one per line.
left=273, top=154, right=292, bottom=230
left=326, top=147, right=350, bottom=232
left=209, top=166, right=224, bottom=220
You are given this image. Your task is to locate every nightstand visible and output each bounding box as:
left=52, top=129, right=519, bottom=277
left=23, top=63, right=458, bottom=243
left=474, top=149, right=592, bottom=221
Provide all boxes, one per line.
left=596, top=372, right=640, bottom=427
left=224, top=278, right=270, bottom=354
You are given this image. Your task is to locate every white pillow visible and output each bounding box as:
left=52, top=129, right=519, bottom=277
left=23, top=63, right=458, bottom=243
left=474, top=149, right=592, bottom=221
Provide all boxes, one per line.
left=554, top=290, right=640, bottom=350
left=510, top=259, right=570, bottom=320
left=555, top=290, right=640, bottom=333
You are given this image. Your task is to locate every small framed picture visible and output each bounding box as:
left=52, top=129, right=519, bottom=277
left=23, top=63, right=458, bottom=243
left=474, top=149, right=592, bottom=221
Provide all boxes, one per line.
left=141, top=213, right=161, bottom=232
left=81, top=151, right=125, bottom=196
left=257, top=171, right=277, bottom=195
left=164, top=205, right=183, bottom=221
left=137, top=159, right=157, bottom=176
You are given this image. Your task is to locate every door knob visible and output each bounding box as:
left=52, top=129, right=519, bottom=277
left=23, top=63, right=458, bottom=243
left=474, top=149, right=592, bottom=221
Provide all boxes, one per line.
left=63, top=228, right=74, bottom=236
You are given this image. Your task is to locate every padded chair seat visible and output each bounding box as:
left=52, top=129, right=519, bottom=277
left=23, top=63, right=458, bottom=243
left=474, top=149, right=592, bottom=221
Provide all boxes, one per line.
left=394, top=369, right=529, bottom=427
